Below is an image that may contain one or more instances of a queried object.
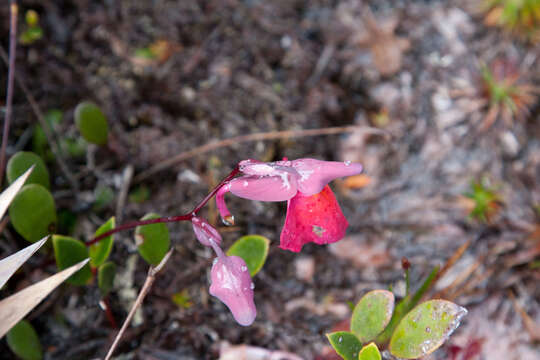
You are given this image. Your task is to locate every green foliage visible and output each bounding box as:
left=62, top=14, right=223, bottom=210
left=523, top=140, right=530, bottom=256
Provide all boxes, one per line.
left=62, top=137, right=87, bottom=158
left=483, top=0, right=540, bottom=41
left=358, top=343, right=381, bottom=360
left=89, top=217, right=115, bottom=267
left=464, top=178, right=500, bottom=222
left=57, top=209, right=77, bottom=235
left=389, top=300, right=468, bottom=359
left=351, top=290, right=394, bottom=343
left=326, top=332, right=363, bottom=360
left=97, top=261, right=116, bottom=295
left=171, top=289, right=193, bottom=309
left=19, top=10, right=43, bottom=45
left=129, top=185, right=150, bottom=203
left=135, top=213, right=170, bottom=265
left=7, top=152, right=50, bottom=189
left=226, top=234, right=270, bottom=276
left=74, top=101, right=109, bottom=145
left=9, top=184, right=57, bottom=243
left=376, top=266, right=439, bottom=344
left=32, top=109, right=62, bottom=161
left=52, top=235, right=92, bottom=286
left=481, top=65, right=518, bottom=110
left=93, top=185, right=115, bottom=211
left=6, top=320, right=42, bottom=360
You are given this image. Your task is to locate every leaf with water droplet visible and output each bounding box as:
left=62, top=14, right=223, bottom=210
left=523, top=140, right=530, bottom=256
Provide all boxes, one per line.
left=227, top=235, right=269, bottom=276
left=326, top=331, right=362, bottom=360
left=389, top=300, right=467, bottom=359
left=358, top=343, right=381, bottom=360
left=351, top=290, right=395, bottom=342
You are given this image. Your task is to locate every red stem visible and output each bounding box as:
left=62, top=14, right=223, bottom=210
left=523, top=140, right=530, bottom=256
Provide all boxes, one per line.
left=85, top=165, right=240, bottom=246
left=102, top=296, right=118, bottom=328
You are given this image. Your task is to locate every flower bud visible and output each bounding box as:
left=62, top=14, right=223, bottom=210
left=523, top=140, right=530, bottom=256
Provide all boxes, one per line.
left=192, top=216, right=222, bottom=247
left=209, top=255, right=256, bottom=326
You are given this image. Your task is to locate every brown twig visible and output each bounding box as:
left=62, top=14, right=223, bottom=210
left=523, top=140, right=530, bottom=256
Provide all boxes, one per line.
left=0, top=47, right=79, bottom=194
left=104, top=249, right=173, bottom=360
left=133, top=125, right=390, bottom=183
left=0, top=1, right=18, bottom=187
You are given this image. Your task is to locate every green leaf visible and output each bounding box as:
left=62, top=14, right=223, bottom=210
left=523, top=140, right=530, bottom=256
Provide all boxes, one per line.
left=171, top=289, right=193, bottom=309
left=351, top=290, right=395, bottom=342
left=89, top=217, right=115, bottom=267
left=6, top=320, right=42, bottom=360
left=9, top=184, right=57, bottom=243
left=135, top=213, right=170, bottom=266
left=376, top=266, right=439, bottom=344
left=97, top=261, right=116, bottom=295
left=93, top=185, right=115, bottom=210
left=129, top=185, right=150, bottom=203
left=226, top=234, right=270, bottom=276
left=326, top=331, right=362, bottom=360
left=52, top=235, right=91, bottom=286
left=389, top=300, right=468, bottom=359
left=7, top=152, right=50, bottom=189
left=358, top=343, right=381, bottom=360
left=74, top=101, right=109, bottom=145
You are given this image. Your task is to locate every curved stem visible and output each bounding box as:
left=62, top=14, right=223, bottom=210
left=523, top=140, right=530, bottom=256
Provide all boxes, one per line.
left=86, top=165, right=240, bottom=247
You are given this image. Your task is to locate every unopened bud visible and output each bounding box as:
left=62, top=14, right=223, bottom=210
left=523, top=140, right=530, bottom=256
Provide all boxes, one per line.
left=192, top=216, right=222, bottom=247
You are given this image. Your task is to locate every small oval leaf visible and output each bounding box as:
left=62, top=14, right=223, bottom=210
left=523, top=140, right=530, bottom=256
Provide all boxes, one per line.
left=135, top=213, right=170, bottom=266
left=351, top=290, right=395, bottom=342
left=389, top=300, right=468, bottom=359
left=326, top=331, right=362, bottom=360
left=7, top=152, right=50, bottom=189
left=358, top=343, right=381, bottom=360
left=74, top=101, right=109, bottom=145
left=226, top=234, right=270, bottom=276
left=89, top=217, right=115, bottom=267
left=6, top=320, right=43, bottom=360
left=98, top=261, right=116, bottom=295
left=9, top=184, right=57, bottom=243
left=52, top=235, right=92, bottom=286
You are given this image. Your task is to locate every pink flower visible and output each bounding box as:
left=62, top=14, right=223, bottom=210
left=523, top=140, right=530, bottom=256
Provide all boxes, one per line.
left=209, top=254, right=257, bottom=326
left=216, top=158, right=362, bottom=252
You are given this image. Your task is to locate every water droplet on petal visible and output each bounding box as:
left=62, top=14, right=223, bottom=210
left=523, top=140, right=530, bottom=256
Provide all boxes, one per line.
left=344, top=161, right=351, bottom=166
left=241, top=265, right=248, bottom=272
left=250, top=282, right=255, bottom=289
left=213, top=258, right=218, bottom=265
left=243, top=180, right=249, bottom=187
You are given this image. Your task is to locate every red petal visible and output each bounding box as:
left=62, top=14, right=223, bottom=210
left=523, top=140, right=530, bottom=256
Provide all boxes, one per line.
left=279, top=185, right=348, bottom=252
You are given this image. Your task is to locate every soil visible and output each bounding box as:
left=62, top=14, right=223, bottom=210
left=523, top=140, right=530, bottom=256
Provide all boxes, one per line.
left=1, top=0, right=539, bottom=359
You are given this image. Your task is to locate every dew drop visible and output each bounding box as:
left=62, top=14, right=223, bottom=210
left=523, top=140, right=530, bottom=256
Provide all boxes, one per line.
left=425, top=326, right=431, bottom=333
left=420, top=339, right=432, bottom=354
left=241, top=265, right=248, bottom=272
left=243, top=180, right=249, bottom=187
left=250, top=282, right=255, bottom=290
left=338, top=336, right=343, bottom=343
left=344, top=160, right=351, bottom=166
left=222, top=215, right=235, bottom=226
left=212, top=258, right=218, bottom=265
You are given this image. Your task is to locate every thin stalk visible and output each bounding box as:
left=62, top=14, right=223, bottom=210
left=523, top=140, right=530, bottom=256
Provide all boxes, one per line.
left=85, top=165, right=240, bottom=246
left=0, top=1, right=18, bottom=186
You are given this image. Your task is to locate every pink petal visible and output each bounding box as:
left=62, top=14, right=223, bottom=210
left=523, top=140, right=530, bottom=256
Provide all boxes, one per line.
left=230, top=175, right=298, bottom=201
left=279, top=185, right=348, bottom=252
left=210, top=255, right=257, bottom=326
left=192, top=217, right=222, bottom=247
left=291, top=159, right=363, bottom=196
